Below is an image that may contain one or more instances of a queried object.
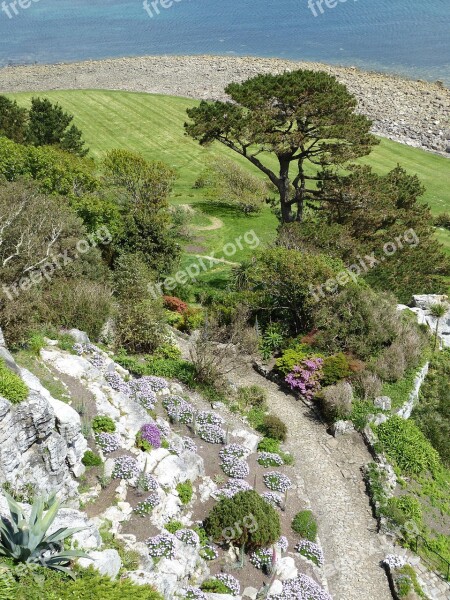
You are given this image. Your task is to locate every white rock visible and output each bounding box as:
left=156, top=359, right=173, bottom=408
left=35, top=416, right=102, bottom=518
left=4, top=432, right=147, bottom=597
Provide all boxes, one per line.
left=275, top=556, right=298, bottom=581
left=242, top=587, right=258, bottom=599
left=268, top=579, right=283, bottom=595
left=230, top=429, right=260, bottom=453
left=153, top=452, right=204, bottom=488
left=67, top=329, right=90, bottom=344
left=78, top=548, right=122, bottom=579
left=49, top=508, right=102, bottom=550
left=331, top=420, right=355, bottom=437
left=374, top=396, right=392, bottom=411
left=199, top=476, right=218, bottom=502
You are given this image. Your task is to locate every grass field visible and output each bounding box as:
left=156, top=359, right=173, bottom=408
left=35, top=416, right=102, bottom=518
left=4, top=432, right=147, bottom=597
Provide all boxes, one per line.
left=9, top=89, right=450, bottom=277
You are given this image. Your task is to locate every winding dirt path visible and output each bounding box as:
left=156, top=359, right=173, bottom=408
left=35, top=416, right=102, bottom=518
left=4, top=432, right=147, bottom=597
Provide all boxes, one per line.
left=177, top=333, right=392, bottom=600
left=231, top=365, right=392, bottom=600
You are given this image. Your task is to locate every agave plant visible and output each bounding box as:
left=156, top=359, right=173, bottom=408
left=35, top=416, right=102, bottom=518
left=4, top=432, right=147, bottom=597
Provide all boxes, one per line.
left=0, top=492, right=91, bottom=576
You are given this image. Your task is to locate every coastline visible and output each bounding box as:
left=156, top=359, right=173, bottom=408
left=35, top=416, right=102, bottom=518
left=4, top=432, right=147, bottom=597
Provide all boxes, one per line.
left=0, top=54, right=449, bottom=155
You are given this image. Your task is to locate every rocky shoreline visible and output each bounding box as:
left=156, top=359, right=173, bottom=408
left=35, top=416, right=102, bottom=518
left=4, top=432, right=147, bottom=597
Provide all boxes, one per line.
left=0, top=55, right=449, bottom=155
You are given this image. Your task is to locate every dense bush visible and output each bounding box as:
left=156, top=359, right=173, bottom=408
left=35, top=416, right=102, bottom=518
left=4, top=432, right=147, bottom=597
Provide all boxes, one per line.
left=258, top=415, right=287, bottom=441
left=321, top=353, right=351, bottom=386
left=200, top=579, right=233, bottom=594
left=413, top=349, right=450, bottom=466
left=274, top=344, right=312, bottom=375
left=0, top=561, right=163, bottom=600
left=204, top=490, right=281, bottom=551
left=376, top=416, right=440, bottom=476
left=318, top=381, right=353, bottom=421
left=91, top=415, right=116, bottom=434
left=163, top=296, right=188, bottom=314
left=353, top=370, right=382, bottom=401
left=291, top=510, right=318, bottom=542
left=82, top=450, right=102, bottom=467
left=0, top=361, right=29, bottom=404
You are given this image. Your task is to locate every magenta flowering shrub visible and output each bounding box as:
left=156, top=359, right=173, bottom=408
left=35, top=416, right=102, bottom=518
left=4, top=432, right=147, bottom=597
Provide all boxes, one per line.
left=140, top=423, right=162, bottom=449
left=95, top=432, right=121, bottom=453
left=295, top=540, right=324, bottom=567
left=285, top=357, right=323, bottom=400
left=268, top=574, right=332, bottom=600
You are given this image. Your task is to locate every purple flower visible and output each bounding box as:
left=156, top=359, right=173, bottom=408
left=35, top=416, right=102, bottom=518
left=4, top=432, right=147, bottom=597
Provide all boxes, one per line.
left=112, top=456, right=139, bottom=480
left=263, top=472, right=292, bottom=493
left=268, top=574, right=332, bottom=599
left=215, top=573, right=240, bottom=596
left=146, top=533, right=176, bottom=559
left=285, top=357, right=323, bottom=400
left=95, top=432, right=121, bottom=453
left=220, top=456, right=250, bottom=479
left=197, top=424, right=225, bottom=444
left=295, top=540, right=324, bottom=567
left=140, top=423, right=162, bottom=449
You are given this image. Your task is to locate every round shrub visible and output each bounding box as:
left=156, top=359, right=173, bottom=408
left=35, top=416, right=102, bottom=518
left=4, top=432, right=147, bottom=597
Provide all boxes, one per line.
left=92, top=415, right=116, bottom=434
left=204, top=490, right=281, bottom=551
left=321, top=353, right=351, bottom=386
left=291, top=510, right=317, bottom=541
left=163, top=295, right=188, bottom=314
left=258, top=415, right=287, bottom=441
left=237, top=385, right=267, bottom=408
left=136, top=423, right=161, bottom=451
left=176, top=480, right=193, bottom=505
left=0, top=360, right=29, bottom=404
left=82, top=450, right=102, bottom=467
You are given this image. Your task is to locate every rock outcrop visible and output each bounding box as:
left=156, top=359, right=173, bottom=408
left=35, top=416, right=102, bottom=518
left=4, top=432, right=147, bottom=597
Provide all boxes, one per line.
left=0, top=329, right=85, bottom=499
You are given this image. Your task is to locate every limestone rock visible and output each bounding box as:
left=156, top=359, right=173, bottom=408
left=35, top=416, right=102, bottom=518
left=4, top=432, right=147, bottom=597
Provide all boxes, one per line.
left=78, top=549, right=122, bottom=578
left=374, top=396, right=392, bottom=411
left=275, top=556, right=298, bottom=581
left=331, top=420, right=355, bottom=437
left=67, top=328, right=90, bottom=344
left=268, top=579, right=283, bottom=595
left=50, top=508, right=102, bottom=549
left=242, top=587, right=258, bottom=599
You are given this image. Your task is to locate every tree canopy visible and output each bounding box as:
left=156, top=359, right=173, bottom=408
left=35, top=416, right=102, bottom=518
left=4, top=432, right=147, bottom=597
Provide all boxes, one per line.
left=185, top=70, right=377, bottom=222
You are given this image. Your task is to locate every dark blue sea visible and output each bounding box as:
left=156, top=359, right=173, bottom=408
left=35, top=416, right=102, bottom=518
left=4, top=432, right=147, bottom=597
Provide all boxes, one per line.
left=0, top=0, right=449, bottom=84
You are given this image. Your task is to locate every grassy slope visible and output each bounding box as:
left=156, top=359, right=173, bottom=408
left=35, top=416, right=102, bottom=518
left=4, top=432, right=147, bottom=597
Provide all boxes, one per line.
left=9, top=89, right=450, bottom=273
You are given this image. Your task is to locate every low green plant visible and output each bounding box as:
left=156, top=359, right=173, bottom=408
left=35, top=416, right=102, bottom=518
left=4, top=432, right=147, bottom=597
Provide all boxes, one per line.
left=81, top=451, right=102, bottom=467
left=258, top=415, right=287, bottom=441
left=200, top=579, right=232, bottom=594
left=386, top=496, right=423, bottom=528
left=150, top=343, right=181, bottom=360
left=98, top=522, right=140, bottom=571
left=0, top=493, right=89, bottom=575
left=91, top=416, right=116, bottom=434
left=274, top=344, right=311, bottom=375
left=377, top=416, right=440, bottom=476
left=396, top=565, right=428, bottom=599
left=26, top=333, right=46, bottom=355
left=321, top=353, right=351, bottom=386
left=176, top=480, right=193, bottom=505
left=236, top=385, right=267, bottom=409
left=164, top=520, right=183, bottom=534
left=258, top=437, right=280, bottom=453
left=260, top=323, right=285, bottom=361
left=0, top=360, right=29, bottom=404
left=291, top=510, right=317, bottom=542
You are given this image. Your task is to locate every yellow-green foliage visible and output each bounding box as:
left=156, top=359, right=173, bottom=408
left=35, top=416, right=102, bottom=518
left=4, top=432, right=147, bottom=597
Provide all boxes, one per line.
left=0, top=360, right=28, bottom=404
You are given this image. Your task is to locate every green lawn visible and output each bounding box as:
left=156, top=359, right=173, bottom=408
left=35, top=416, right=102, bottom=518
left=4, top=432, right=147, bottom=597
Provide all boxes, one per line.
left=9, top=89, right=450, bottom=263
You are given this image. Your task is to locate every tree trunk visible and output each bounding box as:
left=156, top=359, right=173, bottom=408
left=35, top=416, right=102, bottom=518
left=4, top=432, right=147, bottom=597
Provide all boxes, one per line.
left=278, top=159, right=294, bottom=223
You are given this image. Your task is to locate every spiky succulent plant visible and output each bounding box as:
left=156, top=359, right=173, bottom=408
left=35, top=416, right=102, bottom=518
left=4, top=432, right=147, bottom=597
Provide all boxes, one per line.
left=0, top=492, right=91, bottom=576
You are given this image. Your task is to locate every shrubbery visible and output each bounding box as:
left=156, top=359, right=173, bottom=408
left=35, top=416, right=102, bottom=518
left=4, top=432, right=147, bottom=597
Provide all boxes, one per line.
left=291, top=510, right=318, bottom=541
left=376, top=416, right=440, bottom=476
left=258, top=415, right=287, bottom=441
left=82, top=450, right=102, bottom=467
left=176, top=480, right=193, bottom=505
left=92, top=415, right=116, bottom=434
left=0, top=360, right=29, bottom=404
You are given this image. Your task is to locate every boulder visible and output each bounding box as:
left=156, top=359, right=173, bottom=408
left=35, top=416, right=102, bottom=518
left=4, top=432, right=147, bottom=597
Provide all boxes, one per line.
left=374, top=396, right=392, bottom=411
left=78, top=548, right=121, bottom=578
left=268, top=579, right=283, bottom=596
left=67, top=328, right=90, bottom=344
left=49, top=508, right=102, bottom=550
left=275, top=556, right=298, bottom=581
left=153, top=451, right=204, bottom=488
left=331, top=420, right=355, bottom=437
left=242, top=588, right=258, bottom=599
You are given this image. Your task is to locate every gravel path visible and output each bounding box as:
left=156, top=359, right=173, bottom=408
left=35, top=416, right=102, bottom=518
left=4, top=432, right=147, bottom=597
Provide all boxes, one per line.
left=0, top=55, right=449, bottom=155
left=229, top=364, right=392, bottom=600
